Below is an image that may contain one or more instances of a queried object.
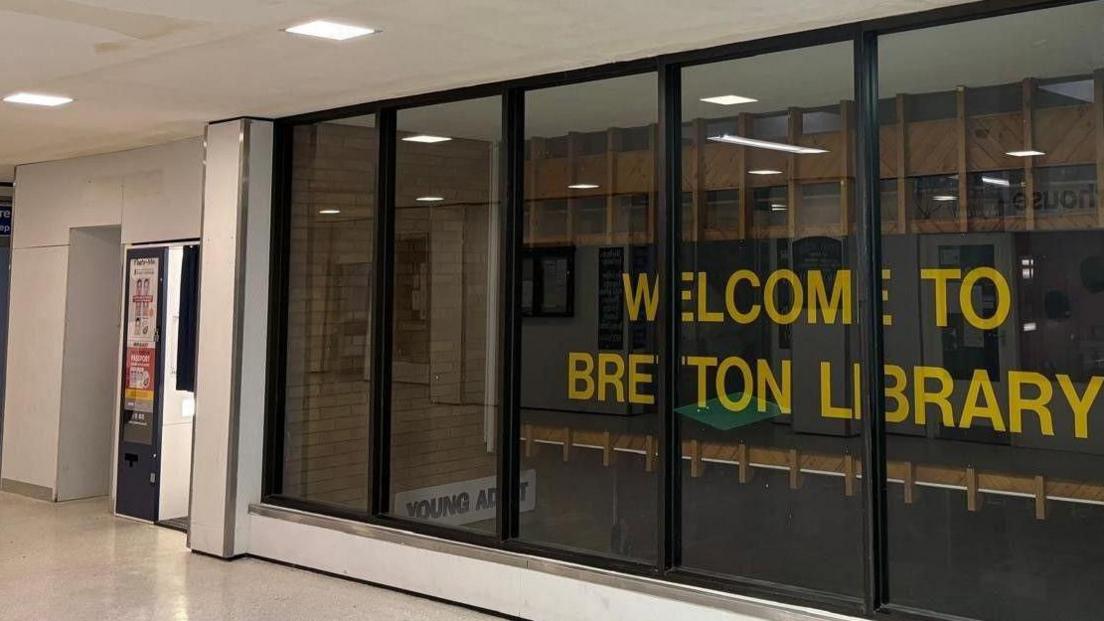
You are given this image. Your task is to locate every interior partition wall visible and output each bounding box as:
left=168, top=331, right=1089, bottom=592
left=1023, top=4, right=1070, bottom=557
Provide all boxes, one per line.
left=262, top=2, right=1104, bottom=619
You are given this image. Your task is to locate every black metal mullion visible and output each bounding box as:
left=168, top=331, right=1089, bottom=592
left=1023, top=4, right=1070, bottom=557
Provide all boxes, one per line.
left=854, top=30, right=889, bottom=614
left=371, top=109, right=397, bottom=516
left=656, top=61, right=682, bottom=573
left=497, top=88, right=525, bottom=541
left=262, top=121, right=293, bottom=498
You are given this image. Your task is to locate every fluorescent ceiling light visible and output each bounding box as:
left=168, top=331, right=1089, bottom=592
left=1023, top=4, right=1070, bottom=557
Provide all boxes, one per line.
left=770, top=203, right=787, bottom=211
left=1006, top=149, right=1045, bottom=157
left=981, top=175, right=1011, bottom=187
left=3, top=92, right=72, bottom=107
left=402, top=134, right=451, bottom=143
left=319, top=208, right=341, bottom=214
left=708, top=134, right=827, bottom=155
left=932, top=195, right=957, bottom=202
left=700, top=94, right=758, bottom=106
left=1023, top=322, right=1038, bottom=332
left=748, top=169, right=782, bottom=175
left=568, top=183, right=599, bottom=190
left=285, top=20, right=377, bottom=41
left=416, top=196, right=444, bottom=202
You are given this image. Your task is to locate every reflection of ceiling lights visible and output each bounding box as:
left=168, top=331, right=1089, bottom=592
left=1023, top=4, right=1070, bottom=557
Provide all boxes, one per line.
left=770, top=203, right=787, bottom=211
left=285, top=20, right=378, bottom=41
left=700, top=94, right=758, bottom=106
left=708, top=134, right=827, bottom=154
left=932, top=195, right=957, bottom=202
left=3, top=92, right=72, bottom=107
left=416, top=196, right=444, bottom=202
left=403, top=134, right=451, bottom=143
left=319, top=208, right=341, bottom=214
left=1006, top=149, right=1045, bottom=157
left=981, top=176, right=1011, bottom=187
left=748, top=169, right=782, bottom=175
left=568, top=183, right=599, bottom=189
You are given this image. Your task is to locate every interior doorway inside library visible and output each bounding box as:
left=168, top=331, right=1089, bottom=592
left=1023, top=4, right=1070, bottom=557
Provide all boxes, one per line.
left=116, top=242, right=200, bottom=530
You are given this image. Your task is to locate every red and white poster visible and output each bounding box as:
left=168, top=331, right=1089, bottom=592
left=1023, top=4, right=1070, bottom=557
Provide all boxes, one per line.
left=124, top=257, right=159, bottom=416
left=123, top=345, right=156, bottom=415
left=127, top=257, right=159, bottom=345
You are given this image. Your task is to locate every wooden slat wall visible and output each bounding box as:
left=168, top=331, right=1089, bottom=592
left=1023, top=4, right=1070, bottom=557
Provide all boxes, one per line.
left=521, top=79, right=1101, bottom=245
left=521, top=423, right=1104, bottom=517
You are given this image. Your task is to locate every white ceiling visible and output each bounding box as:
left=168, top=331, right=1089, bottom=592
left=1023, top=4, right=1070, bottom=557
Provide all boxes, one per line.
left=0, top=0, right=978, bottom=182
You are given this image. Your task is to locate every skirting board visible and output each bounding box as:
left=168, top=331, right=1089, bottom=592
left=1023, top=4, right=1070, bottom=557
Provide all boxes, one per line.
left=248, top=504, right=860, bottom=621
left=1, top=478, right=54, bottom=501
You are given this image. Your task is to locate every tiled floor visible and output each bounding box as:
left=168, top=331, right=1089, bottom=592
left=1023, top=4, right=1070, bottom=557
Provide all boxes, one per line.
left=0, top=491, right=498, bottom=620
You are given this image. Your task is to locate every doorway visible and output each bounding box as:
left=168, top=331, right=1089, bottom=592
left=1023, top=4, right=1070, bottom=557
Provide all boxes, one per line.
left=56, top=226, right=123, bottom=501
left=115, top=242, right=199, bottom=528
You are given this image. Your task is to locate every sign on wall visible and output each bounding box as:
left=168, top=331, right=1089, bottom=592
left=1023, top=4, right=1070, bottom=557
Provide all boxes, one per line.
left=122, top=256, right=160, bottom=443
left=564, top=263, right=1104, bottom=442
left=394, top=470, right=537, bottom=526
left=0, top=201, right=11, bottom=237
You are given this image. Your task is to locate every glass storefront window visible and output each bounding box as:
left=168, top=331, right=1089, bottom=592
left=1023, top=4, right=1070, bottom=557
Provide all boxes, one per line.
left=879, top=3, right=1104, bottom=618
left=280, top=114, right=378, bottom=511
left=678, top=41, right=863, bottom=597
left=388, top=98, right=503, bottom=532
left=266, top=4, right=1104, bottom=617
left=519, top=73, right=659, bottom=561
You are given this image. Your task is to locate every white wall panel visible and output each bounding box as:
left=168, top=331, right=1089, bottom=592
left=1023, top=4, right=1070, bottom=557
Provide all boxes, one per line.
left=1, top=246, right=69, bottom=492
left=13, top=138, right=202, bottom=250
left=234, top=121, right=272, bottom=555
left=56, top=226, right=123, bottom=501
left=159, top=245, right=194, bottom=521
left=1, top=138, right=203, bottom=500
left=188, top=118, right=271, bottom=556
left=189, top=120, right=242, bottom=555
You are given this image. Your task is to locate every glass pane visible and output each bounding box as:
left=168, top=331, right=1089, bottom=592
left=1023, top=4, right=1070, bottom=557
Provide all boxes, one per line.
left=679, top=41, right=863, bottom=597
left=519, top=73, right=659, bottom=561
left=388, top=98, right=502, bottom=533
left=281, top=115, right=377, bottom=511
left=880, top=3, right=1104, bottom=618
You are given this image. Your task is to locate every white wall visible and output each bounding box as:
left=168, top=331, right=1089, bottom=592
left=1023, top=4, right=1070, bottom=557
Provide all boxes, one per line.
left=159, top=245, right=195, bottom=520
left=56, top=226, right=123, bottom=501
left=2, top=246, right=68, bottom=492
left=0, top=138, right=203, bottom=499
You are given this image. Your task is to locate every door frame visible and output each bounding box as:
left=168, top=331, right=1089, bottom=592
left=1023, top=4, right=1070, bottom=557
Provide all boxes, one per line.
left=112, top=239, right=202, bottom=523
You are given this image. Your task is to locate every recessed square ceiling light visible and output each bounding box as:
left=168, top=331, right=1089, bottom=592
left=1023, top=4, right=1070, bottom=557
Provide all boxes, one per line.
left=748, top=169, right=782, bottom=175
left=285, top=20, right=377, bottom=41
left=701, top=95, right=758, bottom=106
left=568, top=183, right=599, bottom=190
left=3, top=92, right=73, bottom=107
left=416, top=196, right=444, bottom=202
left=402, top=134, right=451, bottom=143
left=1006, top=149, right=1045, bottom=157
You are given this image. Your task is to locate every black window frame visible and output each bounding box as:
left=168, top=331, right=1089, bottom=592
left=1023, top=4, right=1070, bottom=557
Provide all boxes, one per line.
left=261, top=2, right=1098, bottom=619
